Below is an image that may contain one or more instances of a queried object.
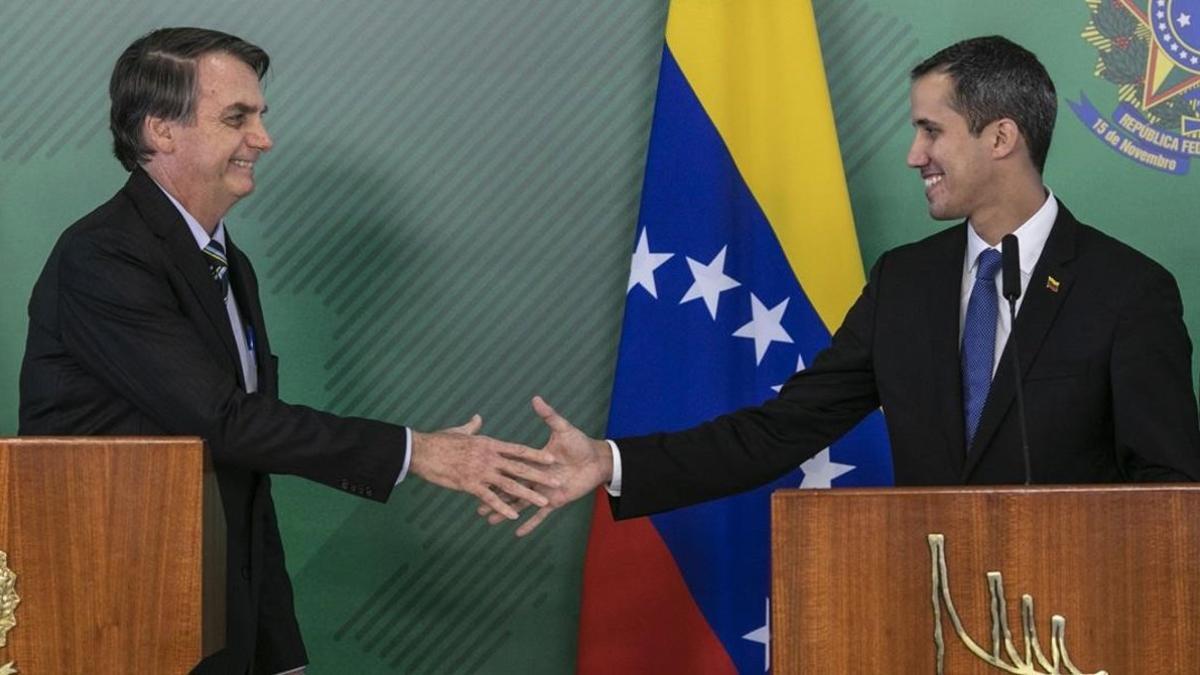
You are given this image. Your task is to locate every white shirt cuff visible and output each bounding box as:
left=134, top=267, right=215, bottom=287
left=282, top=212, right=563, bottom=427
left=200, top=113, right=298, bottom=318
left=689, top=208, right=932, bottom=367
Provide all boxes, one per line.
left=605, top=439, right=622, bottom=497
left=395, top=427, right=413, bottom=485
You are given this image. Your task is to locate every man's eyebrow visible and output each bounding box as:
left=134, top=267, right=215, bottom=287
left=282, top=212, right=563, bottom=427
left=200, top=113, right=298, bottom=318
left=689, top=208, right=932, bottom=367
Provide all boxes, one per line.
left=912, top=117, right=939, bottom=129
left=222, top=102, right=267, bottom=115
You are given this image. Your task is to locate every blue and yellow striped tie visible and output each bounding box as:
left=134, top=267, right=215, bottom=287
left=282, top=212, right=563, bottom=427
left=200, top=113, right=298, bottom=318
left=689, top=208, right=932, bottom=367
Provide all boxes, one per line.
left=203, top=240, right=230, bottom=300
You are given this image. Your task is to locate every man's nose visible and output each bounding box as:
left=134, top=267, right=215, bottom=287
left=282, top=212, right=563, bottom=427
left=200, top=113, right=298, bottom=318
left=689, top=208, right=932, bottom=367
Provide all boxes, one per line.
left=906, top=135, right=926, bottom=168
left=248, top=119, right=273, bottom=152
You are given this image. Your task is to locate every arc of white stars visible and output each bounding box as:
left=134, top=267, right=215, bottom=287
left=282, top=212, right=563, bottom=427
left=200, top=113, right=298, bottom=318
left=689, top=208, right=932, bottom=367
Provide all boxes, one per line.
left=733, top=293, right=793, bottom=365
left=626, top=228, right=673, bottom=298
left=799, top=448, right=855, bottom=488
left=680, top=246, right=740, bottom=319
left=741, top=597, right=770, bottom=672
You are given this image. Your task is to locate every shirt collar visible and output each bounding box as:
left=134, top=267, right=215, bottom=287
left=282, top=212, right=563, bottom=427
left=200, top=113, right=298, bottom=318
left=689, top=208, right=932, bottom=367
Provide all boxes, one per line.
left=965, top=188, right=1057, bottom=276
left=151, top=179, right=227, bottom=250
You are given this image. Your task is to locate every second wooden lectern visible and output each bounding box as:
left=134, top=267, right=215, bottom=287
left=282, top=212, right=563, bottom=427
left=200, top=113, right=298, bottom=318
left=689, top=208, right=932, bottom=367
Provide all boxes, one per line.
left=772, top=486, right=1200, bottom=674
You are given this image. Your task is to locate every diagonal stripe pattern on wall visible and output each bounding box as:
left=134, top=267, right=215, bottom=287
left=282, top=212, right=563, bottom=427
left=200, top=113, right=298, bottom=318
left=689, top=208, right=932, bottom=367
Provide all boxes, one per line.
left=813, top=0, right=919, bottom=177
left=245, top=2, right=668, bottom=672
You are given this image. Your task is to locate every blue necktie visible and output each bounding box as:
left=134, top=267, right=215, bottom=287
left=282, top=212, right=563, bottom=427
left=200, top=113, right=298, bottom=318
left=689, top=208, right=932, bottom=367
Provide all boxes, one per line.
left=203, top=240, right=230, bottom=300
left=962, top=248, right=1003, bottom=450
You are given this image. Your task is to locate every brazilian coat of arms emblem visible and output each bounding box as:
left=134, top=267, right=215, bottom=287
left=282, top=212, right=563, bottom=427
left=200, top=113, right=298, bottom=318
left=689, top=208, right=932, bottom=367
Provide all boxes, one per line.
left=1072, top=0, right=1200, bottom=174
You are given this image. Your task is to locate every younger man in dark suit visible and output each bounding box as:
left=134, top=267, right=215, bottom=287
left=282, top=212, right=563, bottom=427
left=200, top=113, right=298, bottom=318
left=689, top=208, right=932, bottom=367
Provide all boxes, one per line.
left=497, top=36, right=1200, bottom=535
left=19, top=27, right=557, bottom=674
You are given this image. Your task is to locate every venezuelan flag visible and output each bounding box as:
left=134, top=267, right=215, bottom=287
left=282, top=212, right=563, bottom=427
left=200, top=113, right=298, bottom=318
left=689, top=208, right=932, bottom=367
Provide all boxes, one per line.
left=577, top=1, right=893, bottom=672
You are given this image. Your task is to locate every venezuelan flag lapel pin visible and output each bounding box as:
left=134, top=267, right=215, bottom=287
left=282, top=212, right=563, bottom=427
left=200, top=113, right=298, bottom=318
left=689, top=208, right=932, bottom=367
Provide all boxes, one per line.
left=1045, top=276, right=1060, bottom=293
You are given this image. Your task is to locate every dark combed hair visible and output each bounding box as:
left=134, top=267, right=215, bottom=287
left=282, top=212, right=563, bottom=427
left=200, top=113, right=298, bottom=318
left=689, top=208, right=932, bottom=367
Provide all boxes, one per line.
left=911, top=35, right=1057, bottom=173
left=109, top=27, right=269, bottom=171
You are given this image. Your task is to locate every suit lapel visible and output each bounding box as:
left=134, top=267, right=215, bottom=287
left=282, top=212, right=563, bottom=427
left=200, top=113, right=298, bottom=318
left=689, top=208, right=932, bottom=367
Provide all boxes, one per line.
left=124, top=170, right=243, bottom=378
left=927, top=224, right=970, bottom=474
left=963, top=202, right=1078, bottom=479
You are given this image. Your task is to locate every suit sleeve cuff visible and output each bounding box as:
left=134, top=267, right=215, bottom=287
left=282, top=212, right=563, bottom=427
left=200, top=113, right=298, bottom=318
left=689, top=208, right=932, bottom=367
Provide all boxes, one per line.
left=605, top=439, right=622, bottom=496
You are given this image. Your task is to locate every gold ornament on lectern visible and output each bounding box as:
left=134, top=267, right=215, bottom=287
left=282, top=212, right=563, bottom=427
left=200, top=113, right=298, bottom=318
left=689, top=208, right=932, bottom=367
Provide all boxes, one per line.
left=928, top=534, right=1106, bottom=675
left=0, top=550, right=18, bottom=674
left=0, top=551, right=17, bottom=647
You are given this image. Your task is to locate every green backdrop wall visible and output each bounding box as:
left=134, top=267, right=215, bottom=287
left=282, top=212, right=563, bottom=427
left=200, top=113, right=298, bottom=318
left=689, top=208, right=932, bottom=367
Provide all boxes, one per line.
left=1, top=2, right=1195, bottom=672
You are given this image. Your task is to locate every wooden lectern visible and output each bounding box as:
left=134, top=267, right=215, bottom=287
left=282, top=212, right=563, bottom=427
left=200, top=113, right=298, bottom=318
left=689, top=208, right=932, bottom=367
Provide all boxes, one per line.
left=772, top=486, right=1200, bottom=674
left=0, top=438, right=226, bottom=673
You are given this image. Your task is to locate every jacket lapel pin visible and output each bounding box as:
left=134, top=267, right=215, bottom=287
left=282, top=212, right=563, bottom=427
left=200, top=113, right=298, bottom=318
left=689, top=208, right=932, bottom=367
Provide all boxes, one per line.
left=1045, top=275, right=1060, bottom=293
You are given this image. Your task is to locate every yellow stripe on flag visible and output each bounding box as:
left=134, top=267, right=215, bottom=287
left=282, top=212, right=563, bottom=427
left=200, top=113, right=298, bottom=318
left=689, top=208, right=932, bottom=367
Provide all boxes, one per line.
left=665, top=0, right=865, bottom=332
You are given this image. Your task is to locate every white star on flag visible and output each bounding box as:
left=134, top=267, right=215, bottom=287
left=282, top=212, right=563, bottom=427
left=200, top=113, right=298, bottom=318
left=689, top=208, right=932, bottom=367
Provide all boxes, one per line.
left=772, top=353, right=808, bottom=393
left=680, top=246, right=740, bottom=319
left=1180, top=13, right=1192, bottom=27
left=733, top=293, right=793, bottom=364
left=741, top=597, right=770, bottom=672
left=626, top=229, right=674, bottom=298
left=799, top=448, right=855, bottom=488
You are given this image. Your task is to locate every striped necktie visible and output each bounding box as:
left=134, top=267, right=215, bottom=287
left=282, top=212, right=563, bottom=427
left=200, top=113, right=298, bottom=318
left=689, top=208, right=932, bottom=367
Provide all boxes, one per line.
left=203, top=240, right=230, bottom=300
left=961, top=248, right=1003, bottom=450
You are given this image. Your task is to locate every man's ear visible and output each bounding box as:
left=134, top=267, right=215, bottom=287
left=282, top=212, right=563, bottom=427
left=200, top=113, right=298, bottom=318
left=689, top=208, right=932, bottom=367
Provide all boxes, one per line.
left=143, top=115, right=175, bottom=154
left=990, top=117, right=1022, bottom=161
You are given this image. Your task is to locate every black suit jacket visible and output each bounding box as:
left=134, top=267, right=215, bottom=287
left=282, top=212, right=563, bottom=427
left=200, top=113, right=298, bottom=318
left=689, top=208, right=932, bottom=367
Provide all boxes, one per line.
left=613, top=202, right=1200, bottom=518
left=20, top=169, right=409, bottom=674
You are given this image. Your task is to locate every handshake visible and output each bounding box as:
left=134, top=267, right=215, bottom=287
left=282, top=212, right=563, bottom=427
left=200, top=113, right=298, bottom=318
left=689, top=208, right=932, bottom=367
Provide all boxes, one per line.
left=408, top=396, right=611, bottom=536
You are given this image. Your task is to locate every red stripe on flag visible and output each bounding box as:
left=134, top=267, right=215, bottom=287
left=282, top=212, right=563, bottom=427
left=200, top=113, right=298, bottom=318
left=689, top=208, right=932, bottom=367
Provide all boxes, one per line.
left=577, top=490, right=736, bottom=675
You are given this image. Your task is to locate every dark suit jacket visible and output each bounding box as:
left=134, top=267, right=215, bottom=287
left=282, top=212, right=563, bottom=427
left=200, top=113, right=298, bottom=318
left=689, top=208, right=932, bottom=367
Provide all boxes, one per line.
left=613, top=201, right=1200, bottom=518
left=20, top=169, right=409, bottom=674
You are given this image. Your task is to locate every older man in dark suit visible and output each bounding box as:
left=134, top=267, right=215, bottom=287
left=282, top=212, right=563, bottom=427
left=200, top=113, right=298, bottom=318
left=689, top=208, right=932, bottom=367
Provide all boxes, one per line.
left=19, top=27, right=556, bottom=674
left=497, top=36, right=1200, bottom=535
